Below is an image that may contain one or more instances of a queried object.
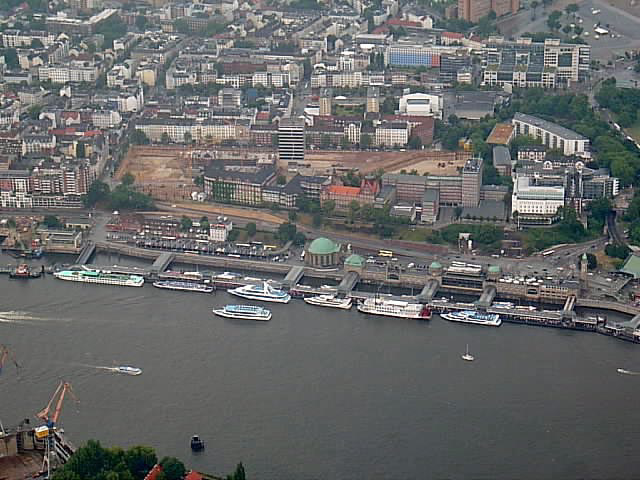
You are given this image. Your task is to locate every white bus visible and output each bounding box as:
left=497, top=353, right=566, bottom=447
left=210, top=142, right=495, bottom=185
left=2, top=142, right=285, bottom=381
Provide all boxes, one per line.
left=378, top=250, right=393, bottom=257
left=542, top=250, right=555, bottom=256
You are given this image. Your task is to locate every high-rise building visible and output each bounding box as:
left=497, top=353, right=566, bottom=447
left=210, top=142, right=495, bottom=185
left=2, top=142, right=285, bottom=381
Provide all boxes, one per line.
left=278, top=119, right=306, bottom=164
left=461, top=156, right=483, bottom=207
left=367, top=87, right=380, bottom=113
left=458, top=0, right=518, bottom=22
left=319, top=89, right=332, bottom=116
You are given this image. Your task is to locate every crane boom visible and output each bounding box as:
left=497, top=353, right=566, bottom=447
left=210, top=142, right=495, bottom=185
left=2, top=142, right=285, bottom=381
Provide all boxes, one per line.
left=37, top=381, right=78, bottom=427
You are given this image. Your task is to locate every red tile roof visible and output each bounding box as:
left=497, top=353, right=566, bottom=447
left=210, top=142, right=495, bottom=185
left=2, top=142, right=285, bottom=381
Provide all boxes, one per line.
left=442, top=31, right=464, bottom=39
left=388, top=18, right=421, bottom=28
left=328, top=185, right=361, bottom=196
left=144, top=464, right=162, bottom=480
left=185, top=471, right=204, bottom=480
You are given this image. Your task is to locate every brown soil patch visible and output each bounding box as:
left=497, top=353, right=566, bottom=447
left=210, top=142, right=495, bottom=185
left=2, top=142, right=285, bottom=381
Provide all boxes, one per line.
left=117, top=146, right=193, bottom=185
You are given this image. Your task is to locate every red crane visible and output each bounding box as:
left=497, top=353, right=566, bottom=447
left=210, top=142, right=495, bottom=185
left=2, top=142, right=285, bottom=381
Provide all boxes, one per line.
left=37, top=381, right=79, bottom=428
left=0, top=344, right=20, bottom=375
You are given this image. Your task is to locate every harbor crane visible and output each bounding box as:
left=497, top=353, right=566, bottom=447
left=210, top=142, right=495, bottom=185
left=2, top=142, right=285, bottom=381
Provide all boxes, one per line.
left=0, top=344, right=20, bottom=375
left=36, top=381, right=79, bottom=478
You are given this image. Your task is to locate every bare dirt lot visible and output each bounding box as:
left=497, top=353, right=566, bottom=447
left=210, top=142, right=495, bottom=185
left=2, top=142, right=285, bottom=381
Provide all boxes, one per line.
left=301, top=150, right=470, bottom=176
left=117, top=146, right=192, bottom=184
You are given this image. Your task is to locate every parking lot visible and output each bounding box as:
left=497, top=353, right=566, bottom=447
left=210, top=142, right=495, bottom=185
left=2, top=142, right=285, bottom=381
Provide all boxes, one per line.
left=573, top=0, right=640, bottom=60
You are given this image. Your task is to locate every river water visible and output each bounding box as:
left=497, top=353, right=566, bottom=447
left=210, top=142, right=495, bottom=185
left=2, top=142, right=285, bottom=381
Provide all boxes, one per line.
left=1, top=254, right=639, bottom=479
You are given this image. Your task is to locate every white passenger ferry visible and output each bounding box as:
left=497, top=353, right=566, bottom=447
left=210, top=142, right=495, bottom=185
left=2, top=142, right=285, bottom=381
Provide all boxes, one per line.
left=357, top=297, right=431, bottom=319
left=213, top=305, right=272, bottom=321
left=441, top=310, right=502, bottom=327
left=54, top=267, right=144, bottom=287
left=304, top=294, right=352, bottom=309
left=228, top=282, right=291, bottom=303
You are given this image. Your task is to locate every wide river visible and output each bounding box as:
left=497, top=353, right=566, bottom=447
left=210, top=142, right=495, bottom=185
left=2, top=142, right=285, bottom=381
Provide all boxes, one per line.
left=1, top=254, right=639, bottom=479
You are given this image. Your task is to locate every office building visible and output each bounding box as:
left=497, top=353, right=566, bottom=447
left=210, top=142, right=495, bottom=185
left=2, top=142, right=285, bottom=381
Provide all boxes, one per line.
left=386, top=44, right=441, bottom=67
left=461, top=156, right=483, bottom=207
left=319, top=89, right=332, bottom=116
left=483, top=38, right=590, bottom=88
left=512, top=176, right=565, bottom=222
left=458, top=0, right=518, bottom=22
left=278, top=119, right=305, bottom=164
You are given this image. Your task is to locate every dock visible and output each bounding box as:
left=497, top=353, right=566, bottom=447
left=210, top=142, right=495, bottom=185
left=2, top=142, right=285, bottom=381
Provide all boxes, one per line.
left=150, top=252, right=175, bottom=275
left=282, top=265, right=305, bottom=289
left=337, top=271, right=360, bottom=295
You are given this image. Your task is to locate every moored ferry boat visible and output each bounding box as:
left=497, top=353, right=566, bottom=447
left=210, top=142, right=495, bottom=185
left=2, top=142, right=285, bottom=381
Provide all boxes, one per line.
left=213, top=304, right=272, bottom=321
left=441, top=310, right=502, bottom=327
left=304, top=294, right=352, bottom=309
left=357, top=297, right=431, bottom=319
left=153, top=280, right=213, bottom=293
left=228, top=282, right=291, bottom=303
left=54, top=267, right=144, bottom=287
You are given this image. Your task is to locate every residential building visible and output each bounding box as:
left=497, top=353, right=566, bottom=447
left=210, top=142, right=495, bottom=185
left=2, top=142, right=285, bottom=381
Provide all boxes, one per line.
left=492, top=145, right=514, bottom=176
left=458, top=0, right=518, bottom=22
left=367, top=87, right=380, bottom=113
left=203, top=163, right=276, bottom=206
left=374, top=121, right=409, bottom=147
left=320, top=177, right=380, bottom=211
left=512, top=112, right=590, bottom=158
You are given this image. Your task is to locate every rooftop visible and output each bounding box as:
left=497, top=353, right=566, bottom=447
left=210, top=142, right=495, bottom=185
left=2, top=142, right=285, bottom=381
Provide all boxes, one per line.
left=486, top=123, right=515, bottom=145
left=620, top=254, right=640, bottom=279
left=492, top=145, right=513, bottom=166
left=513, top=112, right=587, bottom=141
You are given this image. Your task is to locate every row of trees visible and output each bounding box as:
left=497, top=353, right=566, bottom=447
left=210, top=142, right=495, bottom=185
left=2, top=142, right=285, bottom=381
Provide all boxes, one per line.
left=53, top=440, right=247, bottom=480
left=595, top=79, right=640, bottom=128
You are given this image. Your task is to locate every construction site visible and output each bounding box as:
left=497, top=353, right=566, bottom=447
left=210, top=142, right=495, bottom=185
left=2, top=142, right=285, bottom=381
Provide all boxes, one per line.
left=117, top=146, right=470, bottom=185
left=0, top=375, right=78, bottom=480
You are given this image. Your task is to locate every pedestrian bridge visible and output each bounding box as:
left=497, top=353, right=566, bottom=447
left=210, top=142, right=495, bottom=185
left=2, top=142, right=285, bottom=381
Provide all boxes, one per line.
left=416, top=279, right=440, bottom=303
left=475, top=285, right=496, bottom=309
left=150, top=252, right=174, bottom=275
left=338, top=271, right=360, bottom=295
left=283, top=266, right=305, bottom=289
left=76, top=242, right=96, bottom=264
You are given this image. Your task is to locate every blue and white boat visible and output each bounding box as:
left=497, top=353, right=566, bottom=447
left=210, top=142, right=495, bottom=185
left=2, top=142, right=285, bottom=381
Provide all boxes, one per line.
left=213, top=305, right=272, bottom=321
left=228, top=282, right=291, bottom=303
left=441, top=310, right=501, bottom=327
left=115, top=365, right=142, bottom=376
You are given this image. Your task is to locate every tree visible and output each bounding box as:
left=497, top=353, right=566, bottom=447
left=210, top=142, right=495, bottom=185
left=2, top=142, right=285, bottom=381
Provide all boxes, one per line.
left=184, top=132, right=192, bottom=144
left=228, top=229, right=239, bottom=242
left=43, top=215, right=62, bottom=228
left=348, top=200, right=360, bottom=222
left=85, top=181, right=110, bottom=207
left=454, top=206, right=463, bottom=220
left=312, top=212, right=323, bottom=227
left=562, top=24, right=572, bottom=34
left=200, top=216, right=210, bottom=231
left=161, top=132, right=170, bottom=144
left=322, top=200, right=336, bottom=216
left=381, top=97, right=397, bottom=114
left=246, top=222, right=257, bottom=237
left=30, top=38, right=44, bottom=49
left=135, top=15, right=148, bottom=31
left=293, top=232, right=306, bottom=246
left=288, top=210, right=297, bottom=222
left=278, top=222, right=297, bottom=242
left=547, top=10, right=562, bottom=30
left=277, top=175, right=287, bottom=185
left=121, top=172, right=135, bottom=186
left=542, top=0, right=552, bottom=8
left=360, top=134, right=372, bottom=150
left=565, top=3, right=578, bottom=15
left=408, top=135, right=422, bottom=150
left=180, top=216, right=192, bottom=232
left=131, top=130, right=150, bottom=145
left=0, top=48, right=19, bottom=69
left=27, top=105, right=42, bottom=120
left=573, top=25, right=583, bottom=36
left=124, top=446, right=157, bottom=480
left=232, top=463, right=246, bottom=480
left=159, top=457, right=185, bottom=480
left=586, top=252, right=598, bottom=270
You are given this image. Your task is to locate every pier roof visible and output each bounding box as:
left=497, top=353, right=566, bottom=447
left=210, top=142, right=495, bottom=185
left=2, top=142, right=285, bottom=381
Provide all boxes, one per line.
left=620, top=254, right=640, bottom=279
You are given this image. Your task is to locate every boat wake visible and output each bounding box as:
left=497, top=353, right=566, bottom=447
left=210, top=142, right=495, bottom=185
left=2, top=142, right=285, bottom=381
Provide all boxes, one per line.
left=0, top=310, right=64, bottom=323
left=617, top=368, right=640, bottom=375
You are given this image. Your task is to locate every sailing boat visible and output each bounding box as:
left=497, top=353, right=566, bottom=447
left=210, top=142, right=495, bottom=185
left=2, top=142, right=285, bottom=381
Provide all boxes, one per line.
left=462, top=344, right=474, bottom=362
